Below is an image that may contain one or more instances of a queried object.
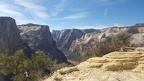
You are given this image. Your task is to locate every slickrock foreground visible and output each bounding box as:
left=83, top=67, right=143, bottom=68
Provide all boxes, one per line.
left=44, top=51, right=144, bottom=81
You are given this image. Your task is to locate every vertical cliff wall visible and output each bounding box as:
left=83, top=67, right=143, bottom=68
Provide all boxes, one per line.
left=0, top=17, right=23, bottom=55
left=18, top=23, right=68, bottom=63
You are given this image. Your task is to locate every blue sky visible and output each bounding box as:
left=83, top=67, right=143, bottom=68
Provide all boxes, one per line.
left=0, top=0, right=144, bottom=31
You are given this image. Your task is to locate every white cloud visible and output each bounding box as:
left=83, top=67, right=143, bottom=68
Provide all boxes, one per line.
left=65, top=12, right=88, bottom=19
left=12, top=0, right=49, bottom=19
left=74, top=23, right=123, bottom=29
left=113, top=23, right=123, bottom=27
left=0, top=1, right=48, bottom=25
left=104, top=8, right=109, bottom=16
left=0, top=1, right=27, bottom=24
left=69, top=8, right=88, bottom=12
left=0, top=0, right=127, bottom=28
left=51, top=12, right=88, bottom=20
left=51, top=0, right=67, bottom=16
left=0, top=1, right=24, bottom=17
left=16, top=18, right=47, bottom=25
left=74, top=25, right=108, bottom=29
left=97, top=0, right=128, bottom=6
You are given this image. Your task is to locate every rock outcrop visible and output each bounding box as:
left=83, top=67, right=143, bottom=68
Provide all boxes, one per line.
left=18, top=23, right=68, bottom=63
left=131, top=33, right=144, bottom=46
left=77, top=51, right=144, bottom=71
left=52, top=30, right=61, bottom=39
left=44, top=51, right=144, bottom=81
left=0, top=17, right=23, bottom=55
left=52, top=29, right=100, bottom=50
left=69, top=32, right=101, bottom=55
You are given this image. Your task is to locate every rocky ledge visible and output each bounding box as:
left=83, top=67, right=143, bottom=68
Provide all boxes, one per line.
left=44, top=51, right=144, bottom=81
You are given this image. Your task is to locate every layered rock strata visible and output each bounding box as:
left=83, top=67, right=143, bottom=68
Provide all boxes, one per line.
left=52, top=29, right=100, bottom=50
left=44, top=51, right=144, bottom=81
left=69, top=25, right=144, bottom=55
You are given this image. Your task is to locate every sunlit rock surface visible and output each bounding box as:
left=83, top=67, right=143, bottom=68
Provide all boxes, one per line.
left=44, top=51, right=144, bottom=81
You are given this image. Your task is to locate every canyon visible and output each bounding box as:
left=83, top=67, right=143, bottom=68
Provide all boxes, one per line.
left=52, top=29, right=100, bottom=50
left=52, top=24, right=144, bottom=55
left=1, top=17, right=144, bottom=81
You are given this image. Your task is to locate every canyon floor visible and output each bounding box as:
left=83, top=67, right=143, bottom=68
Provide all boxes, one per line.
left=44, top=50, right=144, bottom=81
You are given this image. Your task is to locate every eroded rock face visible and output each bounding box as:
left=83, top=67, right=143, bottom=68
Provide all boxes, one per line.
left=69, top=32, right=102, bottom=55
left=52, top=30, right=61, bottom=39
left=44, top=51, right=144, bottom=81
left=52, top=29, right=100, bottom=50
left=130, top=33, right=144, bottom=46
left=53, top=29, right=72, bottom=49
left=18, top=23, right=68, bottom=63
left=52, top=24, right=144, bottom=56
left=0, top=17, right=23, bottom=55
left=69, top=25, right=144, bottom=55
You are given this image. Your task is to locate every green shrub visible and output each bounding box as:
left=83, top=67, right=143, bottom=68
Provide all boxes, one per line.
left=0, top=50, right=51, bottom=81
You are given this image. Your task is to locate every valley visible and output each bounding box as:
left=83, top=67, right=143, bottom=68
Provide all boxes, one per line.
left=0, top=17, right=144, bottom=81
left=0, top=0, right=144, bottom=81
left=52, top=24, right=144, bottom=61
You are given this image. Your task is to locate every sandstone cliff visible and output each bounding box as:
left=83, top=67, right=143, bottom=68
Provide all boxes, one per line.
left=69, top=25, right=144, bottom=55
left=18, top=23, right=68, bottom=63
left=44, top=51, right=144, bottom=81
left=69, top=32, right=102, bottom=55
left=52, top=30, right=61, bottom=39
left=0, top=17, right=23, bottom=55
left=52, top=29, right=100, bottom=50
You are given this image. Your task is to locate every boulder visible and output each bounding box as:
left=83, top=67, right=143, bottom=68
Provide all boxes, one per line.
left=58, top=67, right=79, bottom=74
